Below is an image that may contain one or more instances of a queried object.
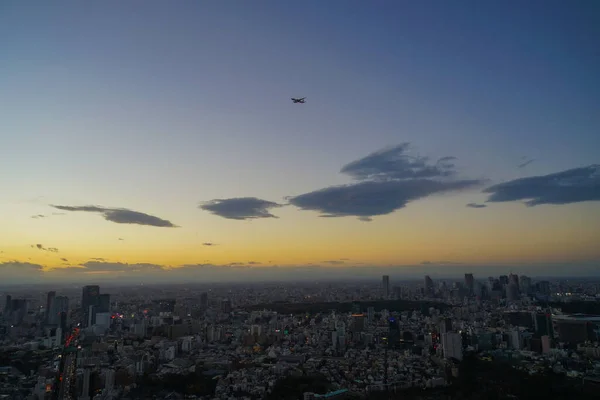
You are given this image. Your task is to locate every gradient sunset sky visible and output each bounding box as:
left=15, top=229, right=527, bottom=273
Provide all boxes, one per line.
left=1, top=1, right=599, bottom=283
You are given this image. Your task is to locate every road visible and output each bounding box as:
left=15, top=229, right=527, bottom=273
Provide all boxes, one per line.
left=52, top=327, right=80, bottom=400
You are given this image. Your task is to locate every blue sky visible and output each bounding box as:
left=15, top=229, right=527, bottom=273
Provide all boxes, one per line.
left=1, top=1, right=599, bottom=282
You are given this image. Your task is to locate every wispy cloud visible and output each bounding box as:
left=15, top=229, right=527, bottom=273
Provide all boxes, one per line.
left=421, top=260, right=463, bottom=265
left=202, top=242, right=217, bottom=246
left=61, top=258, right=68, bottom=262
left=466, top=203, right=487, bottom=208
left=199, top=197, right=284, bottom=220
left=518, top=158, right=535, bottom=168
left=31, top=244, right=59, bottom=253
left=50, top=205, right=178, bottom=227
left=483, top=164, right=600, bottom=206
left=31, top=214, right=46, bottom=219
left=323, top=260, right=346, bottom=265
left=288, top=144, right=483, bottom=220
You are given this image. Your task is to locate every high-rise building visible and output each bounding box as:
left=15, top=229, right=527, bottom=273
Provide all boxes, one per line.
left=464, top=273, right=475, bottom=294
left=533, top=312, right=554, bottom=338
left=441, top=332, right=463, bottom=360
left=519, top=275, right=532, bottom=294
left=388, top=317, right=400, bottom=348
left=200, top=292, right=208, bottom=309
left=4, top=295, right=11, bottom=314
left=46, top=291, right=56, bottom=323
left=82, top=285, right=100, bottom=327
left=507, top=283, right=520, bottom=302
left=367, top=307, right=375, bottom=323
left=382, top=275, right=390, bottom=299
left=351, top=314, right=366, bottom=333
left=424, top=275, right=434, bottom=297
left=440, top=318, right=453, bottom=335
left=98, top=294, right=110, bottom=313
left=49, top=296, right=69, bottom=325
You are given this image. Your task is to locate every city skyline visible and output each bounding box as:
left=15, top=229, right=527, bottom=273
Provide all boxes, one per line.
left=1, top=1, right=599, bottom=283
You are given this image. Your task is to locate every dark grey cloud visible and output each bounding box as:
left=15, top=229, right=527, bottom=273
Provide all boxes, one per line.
left=32, top=244, right=59, bottom=253
left=466, top=203, right=487, bottom=208
left=199, top=197, right=283, bottom=220
left=61, top=258, right=68, bottom=262
left=31, top=214, right=46, bottom=219
left=248, top=261, right=259, bottom=265
left=118, top=238, right=124, bottom=241
left=518, top=159, right=535, bottom=168
left=51, top=205, right=177, bottom=227
left=483, top=165, right=600, bottom=206
left=340, top=143, right=457, bottom=181
left=90, top=257, right=107, bottom=261
left=80, top=261, right=164, bottom=273
left=289, top=179, right=482, bottom=220
left=202, top=242, right=217, bottom=246
left=287, top=144, right=483, bottom=220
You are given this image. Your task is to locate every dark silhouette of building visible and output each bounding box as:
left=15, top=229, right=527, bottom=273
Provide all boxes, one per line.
left=382, top=275, right=390, bottom=299
left=464, top=273, right=475, bottom=294
left=82, top=285, right=100, bottom=327
left=424, top=275, right=434, bottom=297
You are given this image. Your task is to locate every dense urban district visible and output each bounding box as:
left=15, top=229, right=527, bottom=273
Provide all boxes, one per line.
left=2, top=273, right=600, bottom=399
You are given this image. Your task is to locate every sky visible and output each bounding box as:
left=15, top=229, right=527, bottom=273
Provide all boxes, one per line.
left=1, top=1, right=599, bottom=283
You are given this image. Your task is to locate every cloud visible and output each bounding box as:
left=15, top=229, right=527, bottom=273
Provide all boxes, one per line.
left=340, top=143, right=457, bottom=181
left=289, top=178, right=482, bottom=220
left=248, top=261, right=259, bottom=265
left=288, top=144, right=483, bottom=220
left=421, top=261, right=463, bottom=265
left=199, top=197, right=283, bottom=220
left=518, top=159, right=535, bottom=168
left=32, top=244, right=59, bottom=253
left=61, top=258, right=68, bottom=262
left=202, top=242, right=217, bottom=246
left=118, top=238, right=124, bottom=241
left=466, top=203, right=487, bottom=208
left=90, top=257, right=107, bottom=261
left=51, top=205, right=178, bottom=227
left=31, top=214, right=46, bottom=219
left=483, top=165, right=600, bottom=206
left=323, top=260, right=345, bottom=265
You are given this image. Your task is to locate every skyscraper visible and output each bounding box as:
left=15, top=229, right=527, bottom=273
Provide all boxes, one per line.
left=46, top=291, right=55, bottom=323
left=98, top=294, right=110, bottom=313
left=464, top=273, right=475, bottom=294
left=382, top=275, right=390, bottom=299
left=424, top=275, right=434, bottom=297
left=82, top=285, right=100, bottom=327
left=49, top=296, right=69, bottom=325
left=441, top=332, right=463, bottom=360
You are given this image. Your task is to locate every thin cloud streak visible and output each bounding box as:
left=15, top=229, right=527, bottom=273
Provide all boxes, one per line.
left=51, top=205, right=178, bottom=227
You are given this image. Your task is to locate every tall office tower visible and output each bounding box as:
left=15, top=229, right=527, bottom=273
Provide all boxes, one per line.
left=45, top=291, right=56, bottom=322
left=388, top=317, right=400, bottom=348
left=499, top=275, right=509, bottom=285
left=49, top=296, right=69, bottom=325
left=424, top=275, right=434, bottom=297
left=351, top=313, right=366, bottom=333
left=440, top=317, right=453, bottom=335
left=200, top=292, right=208, bottom=309
left=533, top=312, right=554, bottom=338
left=507, top=283, right=520, bottom=302
left=98, top=294, right=110, bottom=313
left=464, top=273, right=475, bottom=294
left=442, top=332, right=463, bottom=360
left=509, top=273, right=519, bottom=290
left=536, top=281, right=551, bottom=296
left=519, top=275, right=532, bottom=294
left=3, top=295, right=11, bottom=314
left=82, top=285, right=100, bottom=327
left=382, top=275, right=390, bottom=299
left=367, top=307, right=375, bottom=323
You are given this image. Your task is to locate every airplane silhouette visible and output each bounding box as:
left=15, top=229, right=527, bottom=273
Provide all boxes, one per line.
left=291, top=97, right=306, bottom=104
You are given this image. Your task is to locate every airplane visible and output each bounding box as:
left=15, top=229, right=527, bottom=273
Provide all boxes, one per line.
left=291, top=97, right=306, bottom=104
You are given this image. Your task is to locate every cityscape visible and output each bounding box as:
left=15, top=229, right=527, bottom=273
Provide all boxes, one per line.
left=2, top=273, right=600, bottom=399
left=2, top=1, right=600, bottom=399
